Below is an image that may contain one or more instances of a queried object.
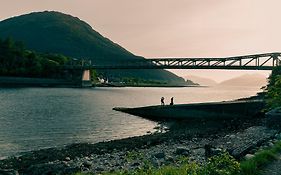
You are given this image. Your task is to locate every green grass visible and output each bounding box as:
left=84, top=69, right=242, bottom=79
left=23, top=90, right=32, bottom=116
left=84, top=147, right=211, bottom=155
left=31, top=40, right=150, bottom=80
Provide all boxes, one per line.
left=240, top=140, right=281, bottom=175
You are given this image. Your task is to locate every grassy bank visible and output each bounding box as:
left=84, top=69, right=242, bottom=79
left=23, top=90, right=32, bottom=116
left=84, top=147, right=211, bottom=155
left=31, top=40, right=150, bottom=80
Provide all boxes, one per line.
left=240, top=140, right=281, bottom=175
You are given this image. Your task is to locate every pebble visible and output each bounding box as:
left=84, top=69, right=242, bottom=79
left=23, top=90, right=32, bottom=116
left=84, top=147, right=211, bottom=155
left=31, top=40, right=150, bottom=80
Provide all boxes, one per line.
left=245, top=154, right=254, bottom=160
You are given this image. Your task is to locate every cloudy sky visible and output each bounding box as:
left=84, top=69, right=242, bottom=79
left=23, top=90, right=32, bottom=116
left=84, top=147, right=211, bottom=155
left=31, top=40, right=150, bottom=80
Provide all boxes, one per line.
left=1, top=0, right=279, bottom=82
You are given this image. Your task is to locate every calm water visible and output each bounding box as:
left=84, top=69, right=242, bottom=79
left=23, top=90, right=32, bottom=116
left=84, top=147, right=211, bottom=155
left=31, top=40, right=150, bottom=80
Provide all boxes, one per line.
left=0, top=86, right=262, bottom=157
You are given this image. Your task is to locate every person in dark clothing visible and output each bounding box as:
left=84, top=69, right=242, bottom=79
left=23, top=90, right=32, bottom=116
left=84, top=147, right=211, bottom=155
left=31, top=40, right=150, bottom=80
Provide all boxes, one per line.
left=170, top=97, right=174, bottom=105
left=161, top=97, right=165, bottom=105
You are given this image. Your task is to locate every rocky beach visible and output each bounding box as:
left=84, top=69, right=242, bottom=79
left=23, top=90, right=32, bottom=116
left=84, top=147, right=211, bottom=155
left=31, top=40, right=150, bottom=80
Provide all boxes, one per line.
left=0, top=113, right=280, bottom=175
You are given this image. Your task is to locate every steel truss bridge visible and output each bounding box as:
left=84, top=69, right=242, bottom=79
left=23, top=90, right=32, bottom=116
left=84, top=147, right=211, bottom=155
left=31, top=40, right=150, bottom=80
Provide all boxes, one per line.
left=66, top=52, right=281, bottom=70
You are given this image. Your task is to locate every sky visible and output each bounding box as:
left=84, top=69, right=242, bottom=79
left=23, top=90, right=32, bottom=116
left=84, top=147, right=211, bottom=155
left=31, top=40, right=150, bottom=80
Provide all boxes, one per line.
left=1, top=0, right=279, bottom=82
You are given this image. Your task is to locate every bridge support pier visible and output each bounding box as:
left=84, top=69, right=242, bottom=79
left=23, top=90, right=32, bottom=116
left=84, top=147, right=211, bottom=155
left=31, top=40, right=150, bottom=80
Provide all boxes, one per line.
left=81, top=69, right=92, bottom=87
left=62, top=68, right=92, bottom=87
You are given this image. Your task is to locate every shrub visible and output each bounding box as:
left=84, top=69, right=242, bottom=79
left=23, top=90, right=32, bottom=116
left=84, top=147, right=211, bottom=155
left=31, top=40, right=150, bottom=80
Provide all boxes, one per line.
left=201, top=152, right=240, bottom=175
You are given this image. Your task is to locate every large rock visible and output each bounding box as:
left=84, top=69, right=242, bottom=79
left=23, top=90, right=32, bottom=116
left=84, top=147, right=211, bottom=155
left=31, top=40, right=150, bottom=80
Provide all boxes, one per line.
left=266, top=107, right=281, bottom=129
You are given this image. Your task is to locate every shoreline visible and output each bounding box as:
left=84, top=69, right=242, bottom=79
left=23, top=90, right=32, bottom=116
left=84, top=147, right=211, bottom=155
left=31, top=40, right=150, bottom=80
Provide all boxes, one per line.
left=0, top=92, right=270, bottom=175
left=0, top=76, right=203, bottom=88
left=95, top=83, right=205, bottom=88
left=1, top=111, right=279, bottom=175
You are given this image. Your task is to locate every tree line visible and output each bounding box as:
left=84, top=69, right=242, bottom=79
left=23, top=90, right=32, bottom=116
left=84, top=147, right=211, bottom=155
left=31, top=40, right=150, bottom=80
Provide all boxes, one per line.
left=0, top=37, right=70, bottom=78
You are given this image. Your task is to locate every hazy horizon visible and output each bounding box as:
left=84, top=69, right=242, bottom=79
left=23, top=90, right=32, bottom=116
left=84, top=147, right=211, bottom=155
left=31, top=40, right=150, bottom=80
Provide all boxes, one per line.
left=0, top=0, right=277, bottom=82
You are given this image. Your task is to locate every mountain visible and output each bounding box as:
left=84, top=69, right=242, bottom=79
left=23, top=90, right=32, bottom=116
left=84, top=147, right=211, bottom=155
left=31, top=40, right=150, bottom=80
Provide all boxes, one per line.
left=0, top=11, right=185, bottom=84
left=218, top=74, right=267, bottom=87
left=184, top=75, right=218, bottom=86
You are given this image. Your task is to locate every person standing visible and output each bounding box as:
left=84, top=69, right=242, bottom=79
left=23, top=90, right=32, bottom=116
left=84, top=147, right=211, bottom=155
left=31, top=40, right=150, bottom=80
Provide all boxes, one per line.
left=170, top=97, right=174, bottom=105
left=161, top=97, right=165, bottom=105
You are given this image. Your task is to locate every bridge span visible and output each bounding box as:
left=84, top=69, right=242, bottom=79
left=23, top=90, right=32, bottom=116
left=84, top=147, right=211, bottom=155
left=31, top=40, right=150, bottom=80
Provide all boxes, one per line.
left=67, top=52, right=281, bottom=70
left=63, top=52, right=281, bottom=87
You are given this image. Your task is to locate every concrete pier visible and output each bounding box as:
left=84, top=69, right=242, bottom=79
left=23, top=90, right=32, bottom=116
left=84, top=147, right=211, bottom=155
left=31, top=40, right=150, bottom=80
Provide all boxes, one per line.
left=114, top=100, right=265, bottom=121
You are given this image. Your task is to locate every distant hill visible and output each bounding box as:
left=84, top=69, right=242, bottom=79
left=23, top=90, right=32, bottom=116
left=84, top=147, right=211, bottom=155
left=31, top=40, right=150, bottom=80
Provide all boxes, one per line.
left=184, top=75, right=218, bottom=86
left=0, top=11, right=186, bottom=84
left=218, top=74, right=267, bottom=87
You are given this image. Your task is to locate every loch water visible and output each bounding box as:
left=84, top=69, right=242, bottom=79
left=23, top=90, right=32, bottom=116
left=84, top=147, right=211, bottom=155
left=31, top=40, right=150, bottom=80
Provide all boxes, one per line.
left=0, top=86, right=262, bottom=157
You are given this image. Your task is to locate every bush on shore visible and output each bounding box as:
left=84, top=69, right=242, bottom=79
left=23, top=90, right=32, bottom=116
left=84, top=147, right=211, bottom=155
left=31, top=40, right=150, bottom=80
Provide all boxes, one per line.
left=265, top=66, right=281, bottom=110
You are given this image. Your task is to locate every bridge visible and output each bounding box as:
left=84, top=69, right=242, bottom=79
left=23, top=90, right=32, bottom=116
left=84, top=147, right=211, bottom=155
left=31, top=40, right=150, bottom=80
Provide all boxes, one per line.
left=66, top=52, right=281, bottom=70
left=64, top=52, right=281, bottom=87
